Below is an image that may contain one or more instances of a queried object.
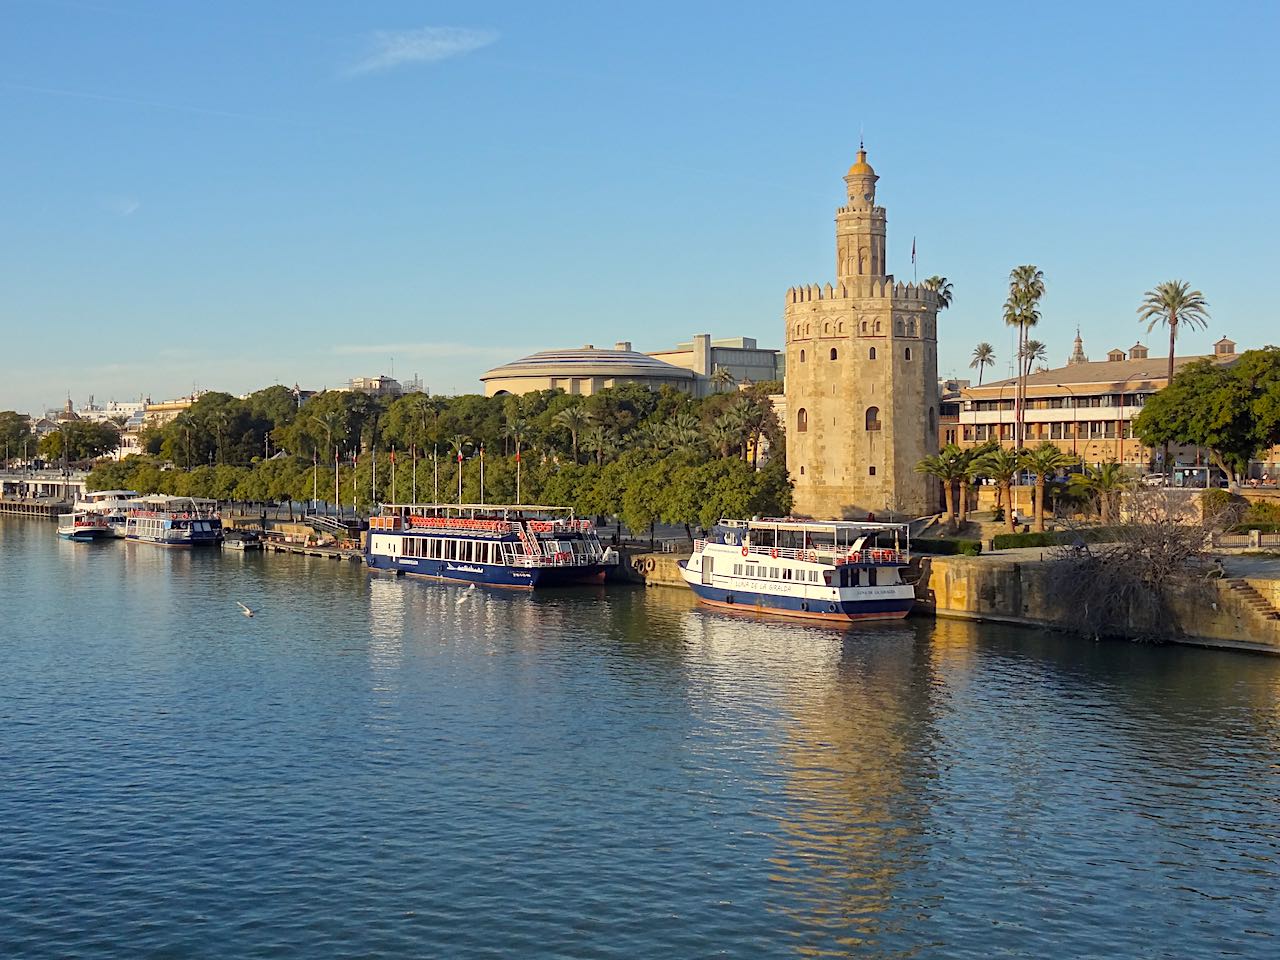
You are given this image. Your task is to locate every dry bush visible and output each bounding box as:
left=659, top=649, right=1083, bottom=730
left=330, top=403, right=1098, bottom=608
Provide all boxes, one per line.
left=1045, top=488, right=1234, bottom=641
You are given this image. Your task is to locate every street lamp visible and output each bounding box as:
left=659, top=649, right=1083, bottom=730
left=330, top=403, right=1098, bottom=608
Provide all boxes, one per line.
left=1054, top=383, right=1079, bottom=458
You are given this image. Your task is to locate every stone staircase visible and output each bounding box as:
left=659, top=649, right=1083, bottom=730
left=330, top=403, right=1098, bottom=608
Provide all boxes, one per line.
left=1224, top=579, right=1280, bottom=621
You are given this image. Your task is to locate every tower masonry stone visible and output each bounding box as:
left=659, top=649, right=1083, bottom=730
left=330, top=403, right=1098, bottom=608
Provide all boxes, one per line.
left=784, top=148, right=942, bottom=519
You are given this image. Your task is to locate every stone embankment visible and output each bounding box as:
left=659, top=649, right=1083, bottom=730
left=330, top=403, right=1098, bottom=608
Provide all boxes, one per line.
left=914, top=552, right=1280, bottom=655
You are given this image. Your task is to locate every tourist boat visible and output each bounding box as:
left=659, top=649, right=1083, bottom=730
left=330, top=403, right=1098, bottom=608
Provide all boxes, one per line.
left=57, top=510, right=112, bottom=541
left=75, top=489, right=139, bottom=539
left=223, top=529, right=264, bottom=551
left=679, top=518, right=915, bottom=621
left=366, top=503, right=619, bottom=588
left=125, top=495, right=224, bottom=547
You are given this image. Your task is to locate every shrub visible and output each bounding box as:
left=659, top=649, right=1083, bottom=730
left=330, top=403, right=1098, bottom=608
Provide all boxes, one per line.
left=991, top=527, right=1120, bottom=550
left=1242, top=500, right=1280, bottom=525
left=914, top=537, right=982, bottom=556
left=1199, top=489, right=1242, bottom=523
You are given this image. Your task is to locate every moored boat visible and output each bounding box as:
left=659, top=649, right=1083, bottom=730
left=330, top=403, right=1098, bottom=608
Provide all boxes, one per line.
left=125, top=495, right=224, bottom=547
left=679, top=517, right=915, bottom=622
left=365, top=503, right=618, bottom=589
left=75, top=489, right=139, bottom=539
left=57, top=510, right=112, bottom=542
left=223, top=529, right=264, bottom=551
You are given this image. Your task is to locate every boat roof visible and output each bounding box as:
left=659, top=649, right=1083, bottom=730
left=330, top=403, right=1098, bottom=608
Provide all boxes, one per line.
left=136, top=494, right=217, bottom=506
left=83, top=489, right=139, bottom=498
left=385, top=502, right=575, bottom=514
left=721, top=517, right=910, bottom=535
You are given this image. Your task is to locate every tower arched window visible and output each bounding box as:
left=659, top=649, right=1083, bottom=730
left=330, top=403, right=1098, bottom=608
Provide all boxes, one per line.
left=824, top=322, right=830, bottom=334
left=829, top=348, right=838, bottom=361
left=799, top=349, right=806, bottom=363
left=838, top=321, right=844, bottom=334
left=905, top=347, right=913, bottom=361
left=797, top=408, right=808, bottom=432
left=869, top=347, right=877, bottom=360
left=860, top=320, right=868, bottom=334
left=907, top=319, right=917, bottom=337
left=895, top=319, right=904, bottom=336
left=875, top=321, right=881, bottom=334
left=866, top=407, right=881, bottom=432
left=805, top=323, right=811, bottom=336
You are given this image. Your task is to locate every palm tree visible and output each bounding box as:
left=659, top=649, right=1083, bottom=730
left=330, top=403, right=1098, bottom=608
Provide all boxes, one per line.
left=552, top=405, right=592, bottom=464
left=706, top=418, right=740, bottom=459
left=1020, top=338, right=1047, bottom=375
left=923, top=275, right=954, bottom=310
left=666, top=413, right=704, bottom=455
left=914, top=444, right=967, bottom=525
left=581, top=424, right=612, bottom=466
left=970, top=342, right=996, bottom=386
left=1138, top=280, right=1210, bottom=471
left=709, top=365, right=737, bottom=394
left=1068, top=461, right=1129, bottom=525
left=1005, top=265, right=1045, bottom=448
left=1019, top=443, right=1076, bottom=532
left=977, top=446, right=1022, bottom=533
left=633, top=420, right=667, bottom=452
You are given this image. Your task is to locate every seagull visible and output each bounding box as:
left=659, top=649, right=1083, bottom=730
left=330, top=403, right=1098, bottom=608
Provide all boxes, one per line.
left=455, top=584, right=477, bottom=606
left=237, top=601, right=255, bottom=618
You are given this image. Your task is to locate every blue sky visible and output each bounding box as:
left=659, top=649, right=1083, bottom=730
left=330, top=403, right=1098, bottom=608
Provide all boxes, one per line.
left=2, top=0, right=1276, bottom=413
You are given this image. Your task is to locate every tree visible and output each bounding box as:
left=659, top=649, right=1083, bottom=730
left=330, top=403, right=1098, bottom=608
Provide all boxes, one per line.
left=978, top=447, right=1022, bottom=533
left=969, top=343, right=995, bottom=386
left=1005, top=265, right=1045, bottom=448
left=1133, top=357, right=1257, bottom=483
left=37, top=421, right=120, bottom=463
left=709, top=365, right=737, bottom=393
left=1138, top=280, right=1211, bottom=470
left=914, top=445, right=967, bottom=525
left=1068, top=461, right=1129, bottom=525
left=553, top=405, right=591, bottom=464
left=1019, top=443, right=1076, bottom=532
left=1020, top=338, right=1047, bottom=375
left=922, top=275, right=953, bottom=310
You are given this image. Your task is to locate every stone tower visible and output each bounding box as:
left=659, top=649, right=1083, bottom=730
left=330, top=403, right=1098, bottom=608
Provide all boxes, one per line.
left=784, top=148, right=941, bottom=519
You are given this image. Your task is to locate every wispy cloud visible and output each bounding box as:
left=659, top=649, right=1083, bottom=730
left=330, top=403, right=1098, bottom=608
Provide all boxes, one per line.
left=344, top=26, right=497, bottom=76
left=331, top=342, right=515, bottom=359
left=99, top=194, right=140, bottom=217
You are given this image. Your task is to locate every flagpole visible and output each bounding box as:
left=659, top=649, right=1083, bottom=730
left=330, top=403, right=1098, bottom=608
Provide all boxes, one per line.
left=433, top=444, right=438, bottom=504
left=412, top=444, right=417, bottom=503
left=515, top=441, right=521, bottom=505
left=912, top=235, right=917, bottom=283
left=457, top=448, right=463, bottom=506
left=372, top=445, right=377, bottom=509
left=334, top=448, right=339, bottom=517
left=479, top=444, right=485, bottom=506
left=391, top=446, right=396, bottom=503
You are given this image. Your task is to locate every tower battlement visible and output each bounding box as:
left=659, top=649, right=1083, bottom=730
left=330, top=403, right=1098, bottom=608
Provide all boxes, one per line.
left=784, top=280, right=940, bottom=305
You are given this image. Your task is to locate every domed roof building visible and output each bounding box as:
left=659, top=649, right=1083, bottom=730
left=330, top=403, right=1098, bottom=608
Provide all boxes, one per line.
left=480, top=342, right=696, bottom=397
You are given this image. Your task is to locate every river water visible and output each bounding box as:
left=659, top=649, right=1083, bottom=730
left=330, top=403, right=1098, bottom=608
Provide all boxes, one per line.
left=1, top=517, right=1278, bottom=958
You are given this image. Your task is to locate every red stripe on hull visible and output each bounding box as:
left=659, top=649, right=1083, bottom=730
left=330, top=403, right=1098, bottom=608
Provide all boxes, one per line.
left=694, top=596, right=910, bottom=623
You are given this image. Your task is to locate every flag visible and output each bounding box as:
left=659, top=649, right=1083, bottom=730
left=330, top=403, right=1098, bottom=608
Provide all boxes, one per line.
left=514, top=451, right=521, bottom=463
left=911, top=236, right=916, bottom=265
left=390, top=447, right=395, bottom=463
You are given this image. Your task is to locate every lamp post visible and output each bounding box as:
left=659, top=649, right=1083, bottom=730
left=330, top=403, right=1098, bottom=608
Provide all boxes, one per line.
left=1054, top=383, right=1078, bottom=459
left=996, top=381, right=1016, bottom=448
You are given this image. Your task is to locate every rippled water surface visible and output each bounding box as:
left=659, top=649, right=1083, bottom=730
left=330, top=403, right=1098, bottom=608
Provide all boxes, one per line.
left=2, top=517, right=1278, bottom=958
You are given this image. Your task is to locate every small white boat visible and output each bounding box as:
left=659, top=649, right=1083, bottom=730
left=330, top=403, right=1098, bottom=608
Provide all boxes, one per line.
left=680, top=517, right=915, bottom=622
left=223, top=529, right=264, bottom=551
left=57, top=510, right=112, bottom=542
left=125, top=495, right=224, bottom=547
left=75, top=489, right=139, bottom=539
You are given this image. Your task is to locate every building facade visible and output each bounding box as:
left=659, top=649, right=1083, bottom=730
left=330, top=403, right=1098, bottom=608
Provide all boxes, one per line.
left=784, top=148, right=942, bottom=518
left=955, top=336, right=1280, bottom=474
left=648, top=334, right=782, bottom=394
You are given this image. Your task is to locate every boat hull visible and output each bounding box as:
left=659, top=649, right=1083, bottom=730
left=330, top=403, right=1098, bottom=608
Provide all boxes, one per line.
left=366, top=553, right=608, bottom=589
left=58, top=529, right=111, bottom=542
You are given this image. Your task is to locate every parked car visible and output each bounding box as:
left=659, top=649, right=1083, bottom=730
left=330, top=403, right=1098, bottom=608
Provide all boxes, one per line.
left=1140, top=473, right=1168, bottom=487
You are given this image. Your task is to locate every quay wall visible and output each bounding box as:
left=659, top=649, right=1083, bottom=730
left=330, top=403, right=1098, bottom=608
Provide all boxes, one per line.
left=914, top=554, right=1280, bottom=655
left=627, top=551, right=687, bottom=587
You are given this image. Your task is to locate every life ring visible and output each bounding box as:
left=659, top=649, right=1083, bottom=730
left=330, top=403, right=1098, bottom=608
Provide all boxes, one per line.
left=741, top=546, right=749, bottom=557
left=828, top=602, right=838, bottom=613
left=770, top=549, right=779, bottom=559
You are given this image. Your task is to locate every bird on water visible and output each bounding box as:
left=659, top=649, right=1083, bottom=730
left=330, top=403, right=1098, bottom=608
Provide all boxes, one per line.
left=237, top=601, right=255, bottom=618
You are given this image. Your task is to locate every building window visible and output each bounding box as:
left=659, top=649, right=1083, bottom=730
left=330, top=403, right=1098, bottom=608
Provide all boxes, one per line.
left=799, top=349, right=806, bottom=363
left=838, top=321, right=844, bottom=333
left=869, top=347, right=877, bottom=360
left=797, top=408, right=808, bottom=432
left=875, top=321, right=881, bottom=333
left=861, top=321, right=868, bottom=334
left=907, top=319, right=917, bottom=337
left=824, top=322, right=830, bottom=334
left=869, top=466, right=877, bottom=476
left=895, top=319, right=904, bottom=336
left=829, top=348, right=838, bottom=360
left=905, top=347, right=913, bottom=361
left=799, top=465, right=805, bottom=475
left=866, top=406, right=881, bottom=431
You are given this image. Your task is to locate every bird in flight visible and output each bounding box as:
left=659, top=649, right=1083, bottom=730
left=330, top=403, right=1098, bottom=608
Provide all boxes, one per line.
left=237, top=601, right=255, bottom=618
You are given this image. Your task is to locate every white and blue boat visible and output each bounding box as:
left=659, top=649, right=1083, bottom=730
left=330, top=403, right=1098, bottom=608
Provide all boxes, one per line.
left=75, top=489, right=139, bottom=539
left=366, top=503, right=618, bottom=589
left=57, top=510, right=112, bottom=542
left=679, top=518, right=915, bottom=622
left=125, top=495, right=224, bottom=547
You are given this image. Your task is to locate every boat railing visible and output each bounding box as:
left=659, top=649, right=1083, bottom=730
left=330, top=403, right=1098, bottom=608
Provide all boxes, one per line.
left=705, top=540, right=906, bottom=565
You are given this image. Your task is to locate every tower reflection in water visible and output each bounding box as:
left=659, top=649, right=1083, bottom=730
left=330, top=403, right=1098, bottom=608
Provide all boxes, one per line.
left=666, top=590, right=961, bottom=953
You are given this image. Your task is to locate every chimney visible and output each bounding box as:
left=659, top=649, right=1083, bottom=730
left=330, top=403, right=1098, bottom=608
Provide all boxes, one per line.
left=614, top=341, right=632, bottom=352
left=692, top=333, right=712, bottom=376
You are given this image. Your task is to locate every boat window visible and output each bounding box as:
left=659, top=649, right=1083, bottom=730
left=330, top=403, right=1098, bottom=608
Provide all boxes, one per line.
left=772, top=567, right=780, bottom=579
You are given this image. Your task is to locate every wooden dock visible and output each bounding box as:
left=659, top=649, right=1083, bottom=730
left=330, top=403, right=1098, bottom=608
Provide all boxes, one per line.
left=0, top=499, right=68, bottom=519
left=262, top=539, right=364, bottom=562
